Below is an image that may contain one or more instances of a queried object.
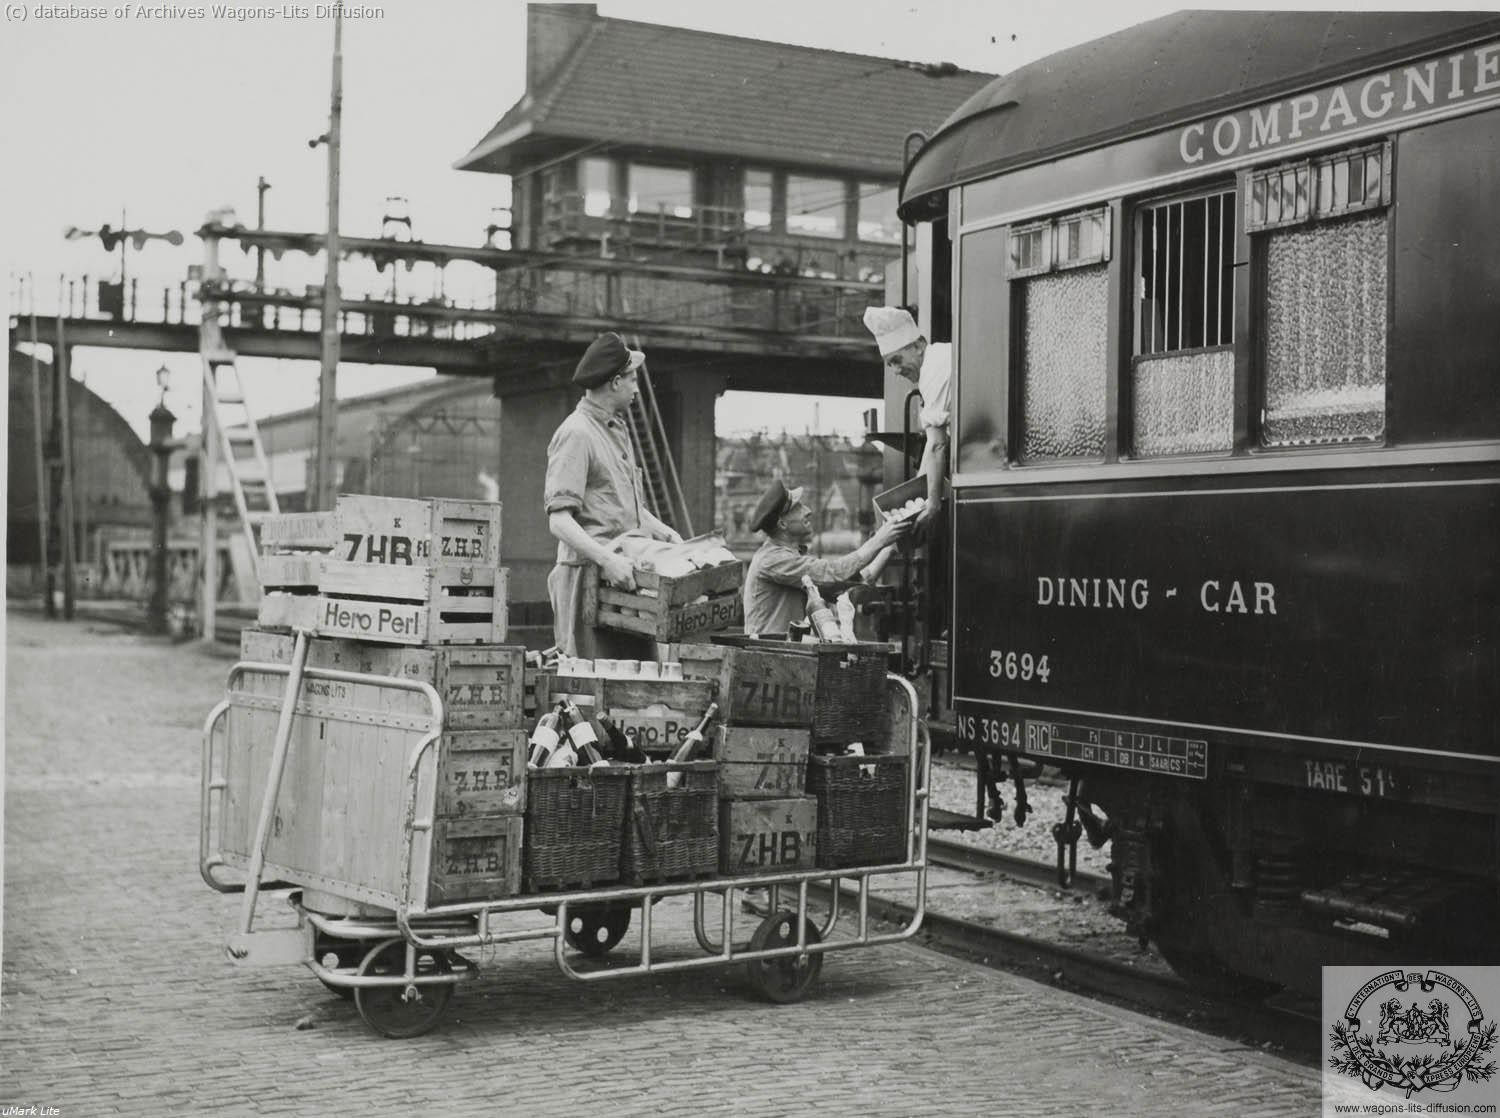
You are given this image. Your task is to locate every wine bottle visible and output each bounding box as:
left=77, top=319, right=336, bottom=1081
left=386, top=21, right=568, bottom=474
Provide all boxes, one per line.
left=527, top=706, right=562, bottom=768
left=800, top=575, right=841, bottom=642
left=666, top=703, right=718, bottom=788
left=563, top=701, right=604, bottom=765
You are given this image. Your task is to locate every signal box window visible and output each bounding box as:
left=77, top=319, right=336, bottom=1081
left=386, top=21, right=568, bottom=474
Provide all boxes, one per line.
left=787, top=176, right=846, bottom=239
left=1251, top=143, right=1390, bottom=448
left=857, top=183, right=901, bottom=244
left=1132, top=190, right=1235, bottom=457
left=744, top=169, right=773, bottom=231
left=581, top=158, right=613, bottom=218
left=628, top=165, right=694, bottom=219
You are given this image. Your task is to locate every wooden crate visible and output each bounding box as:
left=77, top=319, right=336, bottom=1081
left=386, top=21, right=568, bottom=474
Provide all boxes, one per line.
left=718, top=796, right=817, bottom=876
left=583, top=562, right=743, bottom=643
left=255, top=563, right=508, bottom=647
left=680, top=639, right=890, bottom=745
left=545, top=674, right=714, bottom=754
left=334, top=495, right=501, bottom=567
left=239, top=630, right=527, bottom=729
left=220, top=656, right=524, bottom=908
left=435, top=729, right=527, bottom=817
left=430, top=815, right=523, bottom=904
left=712, top=726, right=810, bottom=799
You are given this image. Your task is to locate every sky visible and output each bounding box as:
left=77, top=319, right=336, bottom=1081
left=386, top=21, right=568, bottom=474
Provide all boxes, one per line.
left=0, top=0, right=1475, bottom=442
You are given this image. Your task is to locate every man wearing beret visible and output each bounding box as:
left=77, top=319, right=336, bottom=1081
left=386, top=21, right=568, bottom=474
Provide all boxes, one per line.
left=544, top=332, right=682, bottom=656
left=862, top=306, right=951, bottom=532
left=742, top=479, right=910, bottom=638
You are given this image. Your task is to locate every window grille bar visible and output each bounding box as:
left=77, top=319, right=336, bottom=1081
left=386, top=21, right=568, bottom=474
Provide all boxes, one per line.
left=1201, top=196, right=1209, bottom=349
left=1175, top=201, right=1184, bottom=352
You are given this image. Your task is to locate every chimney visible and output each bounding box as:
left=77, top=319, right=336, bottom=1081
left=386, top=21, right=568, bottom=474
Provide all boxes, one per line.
left=527, top=3, right=596, bottom=90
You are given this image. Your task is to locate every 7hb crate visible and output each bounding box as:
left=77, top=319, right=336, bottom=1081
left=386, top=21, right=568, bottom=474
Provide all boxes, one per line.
left=334, top=495, right=501, bottom=567
left=582, top=562, right=743, bottom=643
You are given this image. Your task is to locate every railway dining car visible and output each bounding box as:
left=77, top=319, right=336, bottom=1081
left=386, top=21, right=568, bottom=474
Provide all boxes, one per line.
left=898, top=11, right=1500, bottom=995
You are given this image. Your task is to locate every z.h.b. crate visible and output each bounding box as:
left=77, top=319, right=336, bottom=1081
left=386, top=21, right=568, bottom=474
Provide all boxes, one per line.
left=621, top=761, right=719, bottom=885
left=522, top=766, right=631, bottom=892
left=681, top=639, right=891, bottom=745
left=806, top=753, right=910, bottom=869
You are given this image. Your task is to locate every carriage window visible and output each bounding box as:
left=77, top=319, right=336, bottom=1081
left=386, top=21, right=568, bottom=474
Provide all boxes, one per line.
left=1260, top=213, right=1387, bottom=447
left=1019, top=266, right=1109, bottom=462
left=1252, top=143, right=1390, bottom=448
left=1131, top=189, right=1235, bottom=457
left=1008, top=207, right=1108, bottom=278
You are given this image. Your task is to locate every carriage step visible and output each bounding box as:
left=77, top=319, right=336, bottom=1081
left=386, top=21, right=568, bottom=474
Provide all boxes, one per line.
left=1301, top=869, right=1482, bottom=932
left=927, top=807, right=993, bottom=832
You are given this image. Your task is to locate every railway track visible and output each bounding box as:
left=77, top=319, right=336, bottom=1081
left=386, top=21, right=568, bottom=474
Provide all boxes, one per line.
left=811, top=842, right=1321, bottom=1065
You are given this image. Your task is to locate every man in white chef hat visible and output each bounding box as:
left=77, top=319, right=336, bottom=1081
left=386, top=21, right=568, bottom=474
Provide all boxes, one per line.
left=862, top=306, right=951, bottom=531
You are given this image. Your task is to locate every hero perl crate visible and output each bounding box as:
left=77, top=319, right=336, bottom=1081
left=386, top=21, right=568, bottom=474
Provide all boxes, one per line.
left=256, top=497, right=507, bottom=647
left=582, top=561, right=744, bottom=643
left=544, top=672, right=715, bottom=756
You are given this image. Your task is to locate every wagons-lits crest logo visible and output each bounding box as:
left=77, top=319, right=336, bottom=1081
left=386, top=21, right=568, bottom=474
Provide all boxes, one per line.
left=1330, top=969, right=1497, bottom=1097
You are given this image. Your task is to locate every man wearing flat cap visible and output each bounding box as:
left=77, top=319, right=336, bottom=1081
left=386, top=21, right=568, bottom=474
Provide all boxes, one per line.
left=544, top=332, right=682, bottom=656
left=863, top=306, right=951, bottom=532
left=742, top=478, right=910, bottom=638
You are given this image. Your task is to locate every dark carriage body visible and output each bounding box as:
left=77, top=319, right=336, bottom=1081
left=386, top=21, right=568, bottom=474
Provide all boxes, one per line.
left=902, top=11, right=1500, bottom=992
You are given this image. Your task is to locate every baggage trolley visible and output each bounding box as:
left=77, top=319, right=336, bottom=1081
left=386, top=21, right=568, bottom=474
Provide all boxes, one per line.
left=200, top=631, right=931, bottom=1037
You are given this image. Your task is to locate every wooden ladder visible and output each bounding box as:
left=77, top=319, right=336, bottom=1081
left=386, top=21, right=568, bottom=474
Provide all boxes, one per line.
left=201, top=316, right=279, bottom=569
left=624, top=338, right=693, bottom=535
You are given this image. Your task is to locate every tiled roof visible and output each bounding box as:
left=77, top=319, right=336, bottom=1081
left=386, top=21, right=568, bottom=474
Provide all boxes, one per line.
left=456, top=13, right=993, bottom=178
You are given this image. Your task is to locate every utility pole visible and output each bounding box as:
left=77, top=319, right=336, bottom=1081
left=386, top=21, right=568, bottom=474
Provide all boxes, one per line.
left=255, top=176, right=271, bottom=290
left=313, top=10, right=343, bottom=511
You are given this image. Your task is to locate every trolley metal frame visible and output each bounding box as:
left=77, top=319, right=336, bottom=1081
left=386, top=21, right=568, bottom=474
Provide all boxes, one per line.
left=201, top=629, right=931, bottom=1033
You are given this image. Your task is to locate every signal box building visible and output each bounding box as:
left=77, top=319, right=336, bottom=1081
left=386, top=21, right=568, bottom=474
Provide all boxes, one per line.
left=455, top=4, right=989, bottom=601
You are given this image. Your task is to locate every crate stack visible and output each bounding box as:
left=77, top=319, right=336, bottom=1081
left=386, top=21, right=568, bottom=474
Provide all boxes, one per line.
left=230, top=495, right=529, bottom=910
left=531, top=668, right=721, bottom=890
left=676, top=639, right=912, bottom=873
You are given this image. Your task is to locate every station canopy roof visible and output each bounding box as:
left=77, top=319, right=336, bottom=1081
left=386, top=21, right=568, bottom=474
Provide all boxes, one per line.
left=455, top=7, right=993, bottom=180
left=901, top=10, right=1500, bottom=219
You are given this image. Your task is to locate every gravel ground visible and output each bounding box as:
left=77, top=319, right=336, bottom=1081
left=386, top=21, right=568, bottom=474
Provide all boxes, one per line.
left=928, top=756, right=1113, bottom=878
left=921, top=755, right=1174, bottom=978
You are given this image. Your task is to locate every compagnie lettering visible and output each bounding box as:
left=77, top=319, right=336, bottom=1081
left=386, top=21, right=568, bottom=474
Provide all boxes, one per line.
left=1179, top=41, right=1500, bottom=165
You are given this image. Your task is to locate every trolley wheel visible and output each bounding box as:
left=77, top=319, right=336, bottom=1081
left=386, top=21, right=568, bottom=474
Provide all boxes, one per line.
left=744, top=911, right=822, bottom=1004
left=314, top=934, right=367, bottom=1001
left=564, top=903, right=633, bottom=957
left=352, top=938, right=454, bottom=1039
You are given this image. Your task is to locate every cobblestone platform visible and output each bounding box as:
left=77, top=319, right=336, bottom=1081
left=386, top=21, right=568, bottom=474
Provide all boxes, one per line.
left=2, top=609, right=1319, bottom=1116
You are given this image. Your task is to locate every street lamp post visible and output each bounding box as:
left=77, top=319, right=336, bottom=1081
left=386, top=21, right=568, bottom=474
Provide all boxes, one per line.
left=147, top=365, right=175, bottom=634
